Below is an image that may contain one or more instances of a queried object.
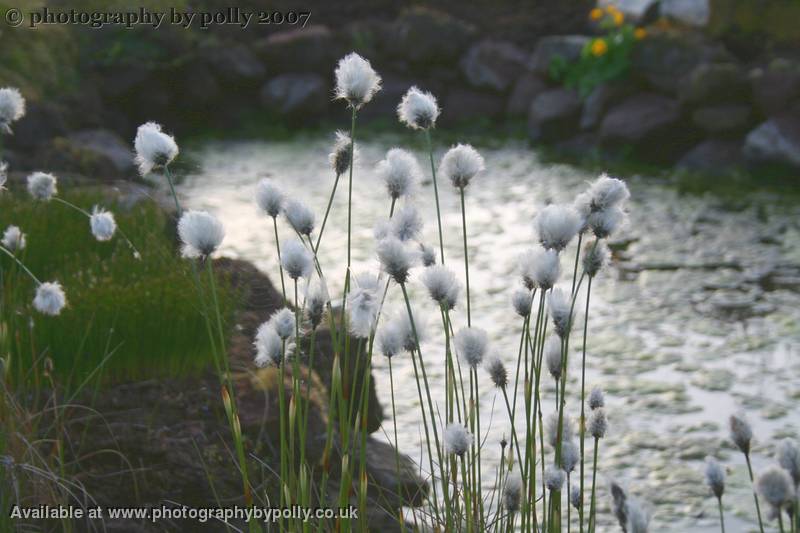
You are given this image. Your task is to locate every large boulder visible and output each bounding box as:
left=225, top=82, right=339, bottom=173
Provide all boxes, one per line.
left=691, top=104, right=752, bottom=135
left=35, top=129, right=135, bottom=179
left=506, top=72, right=548, bottom=117
left=65, top=129, right=135, bottom=175
left=441, top=88, right=505, bottom=126
left=9, top=101, right=68, bottom=151
left=459, top=39, right=528, bottom=92
left=679, top=63, right=749, bottom=105
left=527, top=88, right=582, bottom=142
left=598, top=0, right=659, bottom=24
left=676, top=139, right=744, bottom=174
left=260, top=74, right=328, bottom=119
left=254, top=26, right=343, bottom=75
left=750, top=59, right=800, bottom=118
left=580, top=82, right=635, bottom=130
left=529, top=35, right=590, bottom=77
left=206, top=43, right=266, bottom=84
left=744, top=114, right=800, bottom=169
left=599, top=93, right=687, bottom=159
left=660, top=0, right=711, bottom=27
left=384, top=7, right=476, bottom=67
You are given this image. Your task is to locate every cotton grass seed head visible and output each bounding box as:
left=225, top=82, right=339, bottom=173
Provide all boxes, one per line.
left=330, top=130, right=355, bottom=176
left=419, top=242, right=436, bottom=267
left=422, top=265, right=460, bottom=310
left=90, top=207, right=117, bottom=242
left=377, top=148, right=421, bottom=200
left=0, top=87, right=25, bottom=133
left=455, top=327, right=488, bottom=368
left=518, top=246, right=560, bottom=290
left=440, top=144, right=485, bottom=189
left=347, top=272, right=381, bottom=338
left=281, top=238, right=313, bottom=280
left=704, top=456, right=725, bottom=499
left=534, top=204, right=582, bottom=252
left=756, top=466, right=795, bottom=509
left=33, top=282, right=66, bottom=316
left=269, top=307, right=296, bottom=340
left=730, top=412, right=753, bottom=455
left=548, top=287, right=572, bottom=338
left=589, top=173, right=630, bottom=212
left=398, top=86, right=440, bottom=130
left=589, top=408, right=607, bottom=439
left=2, top=225, right=26, bottom=252
left=512, top=289, right=532, bottom=317
left=545, top=336, right=562, bottom=380
left=394, top=308, right=426, bottom=353
left=389, top=204, right=423, bottom=242
left=334, top=52, right=382, bottom=109
left=561, top=440, right=579, bottom=473
left=377, top=237, right=414, bottom=284
left=545, top=465, right=565, bottom=492
left=587, top=206, right=626, bottom=239
left=255, top=178, right=284, bottom=218
left=177, top=210, right=225, bottom=259
left=445, top=423, right=471, bottom=456
left=503, top=472, right=523, bottom=513
left=583, top=241, right=609, bottom=278
left=254, top=322, right=287, bottom=366
left=485, top=356, right=508, bottom=389
left=27, top=172, right=57, bottom=201
left=306, top=280, right=328, bottom=330
left=547, top=411, right=574, bottom=447
left=589, top=386, right=605, bottom=410
left=571, top=484, right=581, bottom=510
left=283, top=199, right=316, bottom=236
left=378, top=321, right=404, bottom=359
left=777, top=439, right=800, bottom=486
left=134, top=122, right=178, bottom=176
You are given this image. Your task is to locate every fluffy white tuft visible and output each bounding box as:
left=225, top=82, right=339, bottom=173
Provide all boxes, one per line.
left=704, top=456, right=725, bottom=499
left=512, top=289, right=532, bottom=317
left=2, top=225, right=26, bottom=252
left=561, top=439, right=579, bottom=473
left=545, top=465, right=565, bottom=491
left=729, top=412, right=753, bottom=455
left=33, top=281, right=67, bottom=316
left=280, top=238, right=313, bottom=280
left=306, top=279, right=329, bottom=329
left=389, top=204, right=423, bottom=242
left=548, top=287, right=572, bottom=338
left=503, top=472, right=523, bottom=513
left=455, top=327, right=489, bottom=368
left=756, top=466, right=795, bottom=509
left=347, top=272, right=382, bottom=338
left=534, top=204, right=582, bottom=252
left=422, top=265, right=460, bottom=310
left=334, top=53, right=382, bottom=108
left=777, top=439, right=800, bottom=486
left=419, top=242, right=436, bottom=267
left=587, top=206, right=626, bottom=239
left=177, top=210, right=225, bottom=258
left=545, top=336, right=563, bottom=380
left=588, top=386, right=605, bottom=410
left=255, top=178, right=284, bottom=218
left=329, top=130, right=355, bottom=175
left=283, top=199, right=316, bottom=236
left=397, top=86, right=440, bottom=130
left=377, top=237, right=415, bottom=284
left=440, top=144, right=485, bottom=189
left=376, top=148, right=421, bottom=200
left=133, top=122, right=178, bottom=176
left=444, top=423, right=472, bottom=456
left=0, top=87, right=26, bottom=133
left=90, top=207, right=117, bottom=242
left=518, top=246, right=560, bottom=290
left=588, top=408, right=607, bottom=439
left=27, top=172, right=57, bottom=201
left=269, top=307, right=296, bottom=340
left=254, top=322, right=291, bottom=366
left=485, top=355, right=508, bottom=388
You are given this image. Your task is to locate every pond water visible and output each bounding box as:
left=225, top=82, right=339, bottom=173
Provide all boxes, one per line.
left=178, top=134, right=800, bottom=532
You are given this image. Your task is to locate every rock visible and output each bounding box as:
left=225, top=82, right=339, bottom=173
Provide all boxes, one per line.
left=580, top=82, right=634, bottom=130
left=506, top=72, right=548, bottom=117
left=206, top=43, right=266, bottom=83
left=441, top=88, right=504, bottom=126
left=254, top=26, right=343, bottom=75
left=385, top=7, right=476, bottom=67
left=553, top=133, right=599, bottom=158
left=677, top=139, right=744, bottom=174
left=599, top=93, right=683, bottom=155
left=707, top=0, right=800, bottom=46
left=691, top=104, right=752, bottom=135
left=529, top=35, right=590, bottom=76
left=35, top=131, right=134, bottom=180
left=260, top=74, right=328, bottom=118
left=680, top=63, right=749, bottom=105
left=459, top=39, right=528, bottom=92
left=65, top=129, right=135, bottom=175
left=527, top=88, right=582, bottom=142
left=598, top=0, right=659, bottom=23
left=750, top=59, right=800, bottom=117
left=660, top=0, right=711, bottom=27
left=631, top=32, right=733, bottom=94
left=179, top=62, right=220, bottom=106
left=9, top=101, right=68, bottom=151
left=744, top=113, right=800, bottom=169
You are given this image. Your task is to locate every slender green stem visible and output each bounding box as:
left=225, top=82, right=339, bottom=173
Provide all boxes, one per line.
left=424, top=128, right=445, bottom=264
left=459, top=188, right=471, bottom=326
left=745, top=454, right=766, bottom=533
left=588, top=439, right=599, bottom=533
left=273, top=217, right=286, bottom=300
left=314, top=171, right=342, bottom=254
left=717, top=497, right=726, bottom=533
left=346, top=108, right=356, bottom=269
left=579, top=276, right=592, bottom=533
left=0, top=245, right=40, bottom=285
left=164, top=165, right=182, bottom=215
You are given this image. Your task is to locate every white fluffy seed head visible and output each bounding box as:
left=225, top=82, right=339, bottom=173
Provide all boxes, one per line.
left=269, top=307, right=296, bottom=340
left=518, top=247, right=561, bottom=290
left=377, top=237, right=414, bottom=284
left=27, top=172, right=57, bottom=201
left=512, top=289, right=533, bottom=317
left=90, top=207, right=117, bottom=242
left=503, top=472, right=523, bottom=513
left=255, top=178, right=284, bottom=218
left=391, top=307, right=425, bottom=353
left=583, top=241, right=609, bottom=277
left=389, top=204, right=423, bottom=242
left=485, top=355, right=508, bottom=389
left=561, top=440, right=579, bottom=473
left=376, top=148, right=421, bottom=200
left=177, top=210, right=225, bottom=259
left=280, top=238, right=313, bottom=280
left=545, top=336, right=563, bottom=380
left=378, top=320, right=404, bottom=359
left=455, top=327, right=489, bottom=368
left=2, top=225, right=26, bottom=252
left=570, top=484, right=582, bottom=510
left=440, top=144, right=485, bottom=189
left=0, top=87, right=25, bottom=133
left=777, top=439, right=800, bottom=486
left=548, top=287, right=572, bottom=338
left=283, top=199, right=316, bottom=236
left=33, top=281, right=66, bottom=316
left=545, top=465, right=565, bottom=491
left=422, top=265, right=460, bottom=310
left=589, top=408, right=607, bottom=439
left=547, top=411, right=574, bottom=448
left=445, top=423, right=472, bottom=456
left=589, top=174, right=630, bottom=212
left=730, top=412, right=753, bottom=455
left=419, top=242, right=436, bottom=267
left=397, top=86, right=440, bottom=130
left=588, top=386, right=605, bottom=410
left=254, top=322, right=290, bottom=366
left=133, top=122, right=178, bottom=176
left=705, top=456, right=725, bottom=499
left=334, top=53, right=382, bottom=109
left=756, top=466, right=795, bottom=508
left=534, top=204, right=582, bottom=252
left=347, top=272, right=381, bottom=338
left=329, top=130, right=355, bottom=176
left=587, top=206, right=626, bottom=239
left=306, top=280, right=329, bottom=330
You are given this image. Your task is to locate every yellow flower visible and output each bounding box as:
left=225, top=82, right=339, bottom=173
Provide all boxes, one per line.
left=606, top=5, right=619, bottom=15
left=612, top=11, right=624, bottom=26
left=589, top=8, right=604, bottom=21
left=591, top=39, right=609, bottom=57
left=634, top=27, right=647, bottom=40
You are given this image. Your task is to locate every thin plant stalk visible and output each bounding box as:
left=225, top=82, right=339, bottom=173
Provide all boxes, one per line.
left=273, top=216, right=286, bottom=300
left=716, top=496, right=726, bottom=533
left=459, top=188, right=471, bottom=326
left=578, top=276, right=592, bottom=533
left=423, top=128, right=445, bottom=264
left=314, top=171, right=342, bottom=254
left=588, top=438, right=599, bottom=533
left=745, top=454, right=766, bottom=533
